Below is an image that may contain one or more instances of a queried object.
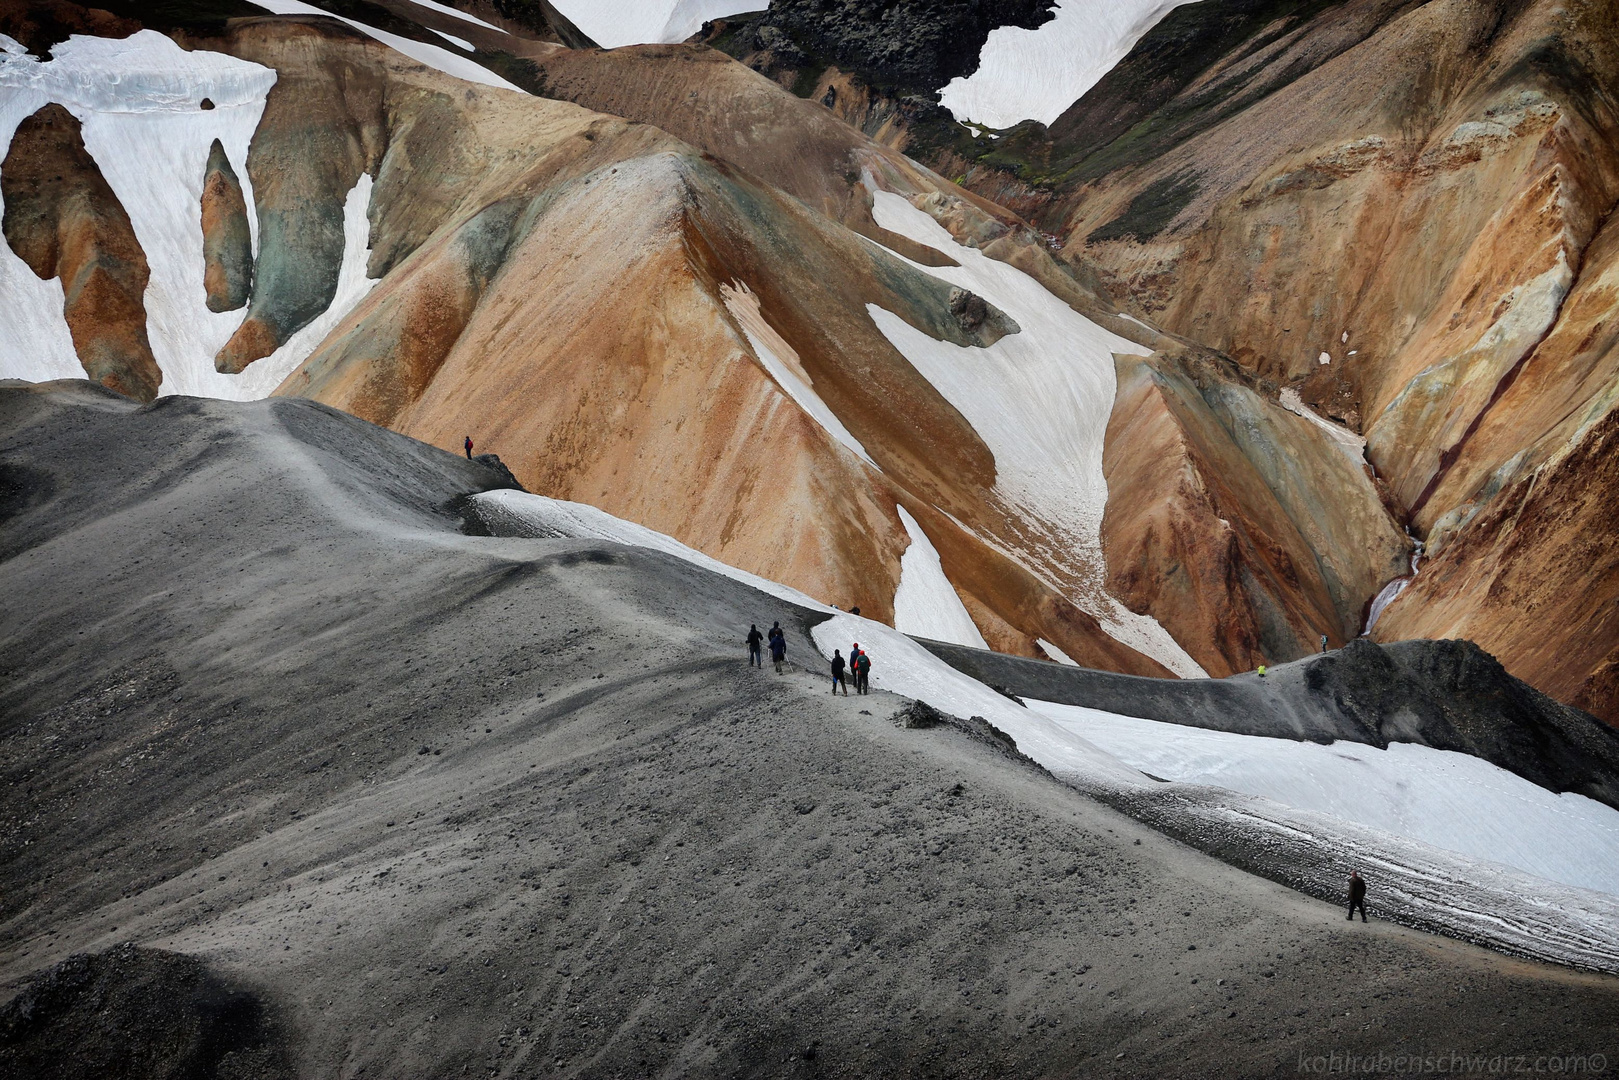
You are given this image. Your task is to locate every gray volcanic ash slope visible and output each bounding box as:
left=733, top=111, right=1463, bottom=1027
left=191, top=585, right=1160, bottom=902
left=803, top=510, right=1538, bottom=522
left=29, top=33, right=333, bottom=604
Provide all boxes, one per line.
left=2, top=380, right=1618, bottom=1076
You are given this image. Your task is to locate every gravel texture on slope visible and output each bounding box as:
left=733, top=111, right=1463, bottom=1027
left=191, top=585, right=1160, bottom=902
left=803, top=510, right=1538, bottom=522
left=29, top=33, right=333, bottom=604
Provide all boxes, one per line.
left=2, top=381, right=1617, bottom=1077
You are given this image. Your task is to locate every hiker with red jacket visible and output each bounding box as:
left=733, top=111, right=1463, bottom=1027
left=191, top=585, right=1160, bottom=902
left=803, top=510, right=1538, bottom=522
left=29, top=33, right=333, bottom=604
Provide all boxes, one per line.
left=855, top=647, right=871, bottom=694
left=1347, top=870, right=1367, bottom=922
left=464, top=435, right=474, bottom=459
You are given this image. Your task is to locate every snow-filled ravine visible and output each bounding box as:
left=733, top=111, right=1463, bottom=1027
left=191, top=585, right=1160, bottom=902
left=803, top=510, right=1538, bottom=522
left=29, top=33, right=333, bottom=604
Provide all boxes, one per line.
left=408, top=0, right=508, bottom=34
left=1025, top=698, right=1619, bottom=898
left=721, top=280, right=877, bottom=468
left=864, top=184, right=1204, bottom=678
left=939, top=0, right=1200, bottom=129
left=249, top=0, right=521, bottom=91
left=722, top=281, right=988, bottom=652
left=0, top=32, right=280, bottom=396
left=547, top=0, right=765, bottom=49
left=892, top=505, right=989, bottom=649
left=0, top=31, right=385, bottom=399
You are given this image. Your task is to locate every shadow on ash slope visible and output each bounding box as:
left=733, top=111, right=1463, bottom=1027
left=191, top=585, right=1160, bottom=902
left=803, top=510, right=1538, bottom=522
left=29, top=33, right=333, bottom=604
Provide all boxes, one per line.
left=3, top=382, right=1618, bottom=1078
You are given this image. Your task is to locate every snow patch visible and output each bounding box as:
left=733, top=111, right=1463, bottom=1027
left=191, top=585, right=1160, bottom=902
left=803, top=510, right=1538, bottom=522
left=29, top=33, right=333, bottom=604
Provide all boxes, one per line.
left=470, top=488, right=828, bottom=610
left=812, top=614, right=1147, bottom=787
left=1037, top=638, right=1080, bottom=666
left=720, top=280, right=877, bottom=468
left=1277, top=387, right=1366, bottom=465
left=938, top=0, right=1200, bottom=129
left=429, top=27, right=474, bottom=51
left=547, top=0, right=765, bottom=48
left=408, top=0, right=507, bottom=33
left=1025, top=698, right=1619, bottom=898
left=892, top=505, right=988, bottom=649
left=1362, top=577, right=1409, bottom=635
left=0, top=31, right=278, bottom=398
left=1362, top=536, right=1422, bottom=636
left=864, top=185, right=1203, bottom=678
left=251, top=0, right=522, bottom=91
left=250, top=174, right=378, bottom=395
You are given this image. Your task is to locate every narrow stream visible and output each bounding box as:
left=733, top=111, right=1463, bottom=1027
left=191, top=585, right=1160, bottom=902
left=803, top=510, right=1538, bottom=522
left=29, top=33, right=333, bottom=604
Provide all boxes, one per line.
left=1362, top=534, right=1424, bottom=635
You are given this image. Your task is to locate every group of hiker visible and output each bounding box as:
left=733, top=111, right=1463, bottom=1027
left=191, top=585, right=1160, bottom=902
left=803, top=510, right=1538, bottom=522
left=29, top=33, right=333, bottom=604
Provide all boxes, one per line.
left=740, top=625, right=1376, bottom=922
left=745, top=622, right=789, bottom=673
left=831, top=644, right=870, bottom=695
left=743, top=622, right=871, bottom=693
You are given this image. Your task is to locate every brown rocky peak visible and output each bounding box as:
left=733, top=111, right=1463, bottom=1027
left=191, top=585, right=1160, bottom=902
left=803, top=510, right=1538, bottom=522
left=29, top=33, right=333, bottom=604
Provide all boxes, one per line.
left=1, top=102, right=160, bottom=401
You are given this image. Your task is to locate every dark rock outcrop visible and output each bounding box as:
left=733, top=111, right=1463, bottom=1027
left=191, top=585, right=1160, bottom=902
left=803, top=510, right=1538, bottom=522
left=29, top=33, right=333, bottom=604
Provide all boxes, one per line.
left=892, top=699, right=946, bottom=728
left=891, top=700, right=1033, bottom=767
left=0, top=0, right=140, bottom=57
left=1, top=103, right=160, bottom=401
left=0, top=944, right=290, bottom=1080
left=724, top=0, right=1057, bottom=92
left=917, top=636, right=1619, bottom=811
left=201, top=137, right=253, bottom=312
left=471, top=451, right=523, bottom=491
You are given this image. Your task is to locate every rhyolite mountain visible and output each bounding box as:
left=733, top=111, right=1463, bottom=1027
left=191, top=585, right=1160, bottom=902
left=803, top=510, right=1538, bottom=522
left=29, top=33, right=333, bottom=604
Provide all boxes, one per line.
left=742, top=0, right=1619, bottom=720
left=0, top=0, right=1613, bottom=725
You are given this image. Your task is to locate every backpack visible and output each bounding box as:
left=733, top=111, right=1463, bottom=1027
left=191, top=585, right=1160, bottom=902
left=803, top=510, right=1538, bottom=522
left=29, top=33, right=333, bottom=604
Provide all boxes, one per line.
left=856, top=653, right=870, bottom=673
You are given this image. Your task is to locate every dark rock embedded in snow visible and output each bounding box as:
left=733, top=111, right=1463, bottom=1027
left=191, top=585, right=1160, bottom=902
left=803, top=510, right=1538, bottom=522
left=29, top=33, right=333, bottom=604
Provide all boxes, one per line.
left=730, top=0, right=1058, bottom=91
left=201, top=138, right=253, bottom=313
left=948, top=286, right=988, bottom=331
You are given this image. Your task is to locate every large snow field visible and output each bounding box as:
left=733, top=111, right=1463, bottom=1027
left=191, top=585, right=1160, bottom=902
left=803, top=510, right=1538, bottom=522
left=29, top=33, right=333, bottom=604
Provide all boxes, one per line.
left=250, top=1, right=522, bottom=91
left=0, top=32, right=279, bottom=396
left=892, top=505, right=989, bottom=649
left=720, top=280, right=877, bottom=468
left=865, top=185, right=1203, bottom=678
left=1025, top=697, right=1619, bottom=898
left=547, top=0, right=765, bottom=48
left=938, top=0, right=1201, bottom=129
